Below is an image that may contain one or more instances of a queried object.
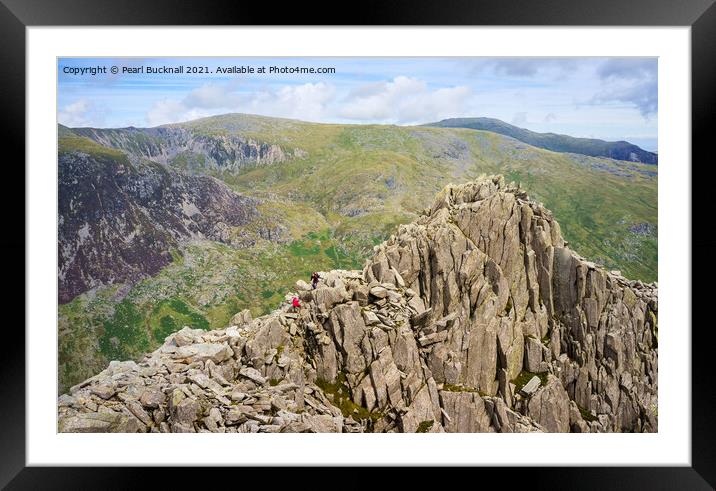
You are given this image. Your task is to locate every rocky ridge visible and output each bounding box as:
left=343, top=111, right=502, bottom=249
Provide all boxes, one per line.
left=71, top=126, right=304, bottom=172
left=58, top=176, right=658, bottom=433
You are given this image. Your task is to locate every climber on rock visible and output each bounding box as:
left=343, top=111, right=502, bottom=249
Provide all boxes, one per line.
left=291, top=295, right=301, bottom=313
left=310, top=272, right=320, bottom=290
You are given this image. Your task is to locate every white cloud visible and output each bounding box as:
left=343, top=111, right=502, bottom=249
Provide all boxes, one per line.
left=146, top=99, right=187, bottom=126
left=260, top=82, right=337, bottom=121
left=183, top=83, right=241, bottom=109
left=474, top=58, right=579, bottom=79
left=338, top=76, right=472, bottom=124
left=591, top=79, right=657, bottom=118
left=146, top=81, right=337, bottom=126
left=597, top=58, right=656, bottom=81
left=589, top=59, right=658, bottom=118
left=144, top=76, right=472, bottom=126
left=58, top=99, right=107, bottom=127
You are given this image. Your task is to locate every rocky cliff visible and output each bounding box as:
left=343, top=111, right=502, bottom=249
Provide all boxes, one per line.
left=59, top=141, right=259, bottom=303
left=58, top=176, right=657, bottom=433
left=70, top=125, right=302, bottom=172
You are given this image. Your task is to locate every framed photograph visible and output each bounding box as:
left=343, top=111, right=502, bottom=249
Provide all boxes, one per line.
left=6, top=0, right=714, bottom=486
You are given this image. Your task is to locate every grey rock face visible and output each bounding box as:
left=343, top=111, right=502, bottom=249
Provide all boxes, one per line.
left=58, top=176, right=657, bottom=433
left=73, top=126, right=301, bottom=173
left=524, top=337, right=544, bottom=373
left=58, top=149, right=259, bottom=303
left=525, top=375, right=571, bottom=432
left=439, top=391, right=492, bottom=432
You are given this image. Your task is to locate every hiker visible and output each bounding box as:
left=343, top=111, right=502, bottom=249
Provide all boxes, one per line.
left=291, top=296, right=301, bottom=313
left=310, top=272, right=320, bottom=290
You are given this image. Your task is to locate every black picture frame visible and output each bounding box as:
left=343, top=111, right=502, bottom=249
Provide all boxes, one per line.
left=3, top=0, right=714, bottom=487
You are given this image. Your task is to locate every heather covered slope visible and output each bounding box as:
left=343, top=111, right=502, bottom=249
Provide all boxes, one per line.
left=59, top=134, right=260, bottom=303
left=58, top=177, right=657, bottom=433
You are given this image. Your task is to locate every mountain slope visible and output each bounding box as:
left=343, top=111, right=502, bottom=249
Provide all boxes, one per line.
left=68, top=119, right=305, bottom=173
left=58, top=177, right=657, bottom=433
left=59, top=134, right=260, bottom=303
left=68, top=114, right=658, bottom=282
left=426, top=117, right=658, bottom=165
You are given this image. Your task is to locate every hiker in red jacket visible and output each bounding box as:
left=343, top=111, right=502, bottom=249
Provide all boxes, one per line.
left=291, top=296, right=301, bottom=313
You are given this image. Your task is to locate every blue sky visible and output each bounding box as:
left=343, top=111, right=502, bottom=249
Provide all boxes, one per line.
left=58, top=57, right=658, bottom=151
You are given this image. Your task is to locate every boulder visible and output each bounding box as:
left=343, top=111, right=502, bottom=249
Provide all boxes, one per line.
left=295, top=280, right=312, bottom=291
left=90, top=384, right=116, bottom=400
left=239, top=367, right=267, bottom=385
left=173, top=398, right=201, bottom=424
left=520, top=375, right=541, bottom=397
left=362, top=310, right=380, bottom=326
left=174, top=343, right=233, bottom=364
left=352, top=285, right=370, bottom=305
left=139, top=388, right=165, bottom=409
left=369, top=286, right=389, bottom=298
left=230, top=309, right=253, bottom=327
left=59, top=412, right=143, bottom=433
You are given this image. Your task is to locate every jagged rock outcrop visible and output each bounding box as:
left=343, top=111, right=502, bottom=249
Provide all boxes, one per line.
left=58, top=176, right=657, bottom=432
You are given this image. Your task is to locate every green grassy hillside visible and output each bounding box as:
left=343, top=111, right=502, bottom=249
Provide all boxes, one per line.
left=199, top=120, right=657, bottom=281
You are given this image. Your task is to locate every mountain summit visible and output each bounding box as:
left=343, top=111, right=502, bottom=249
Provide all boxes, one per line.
left=58, top=176, right=657, bottom=433
left=426, top=117, right=657, bottom=165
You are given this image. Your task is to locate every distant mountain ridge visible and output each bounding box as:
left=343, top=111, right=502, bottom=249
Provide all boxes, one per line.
left=425, top=117, right=657, bottom=165
left=67, top=123, right=303, bottom=173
